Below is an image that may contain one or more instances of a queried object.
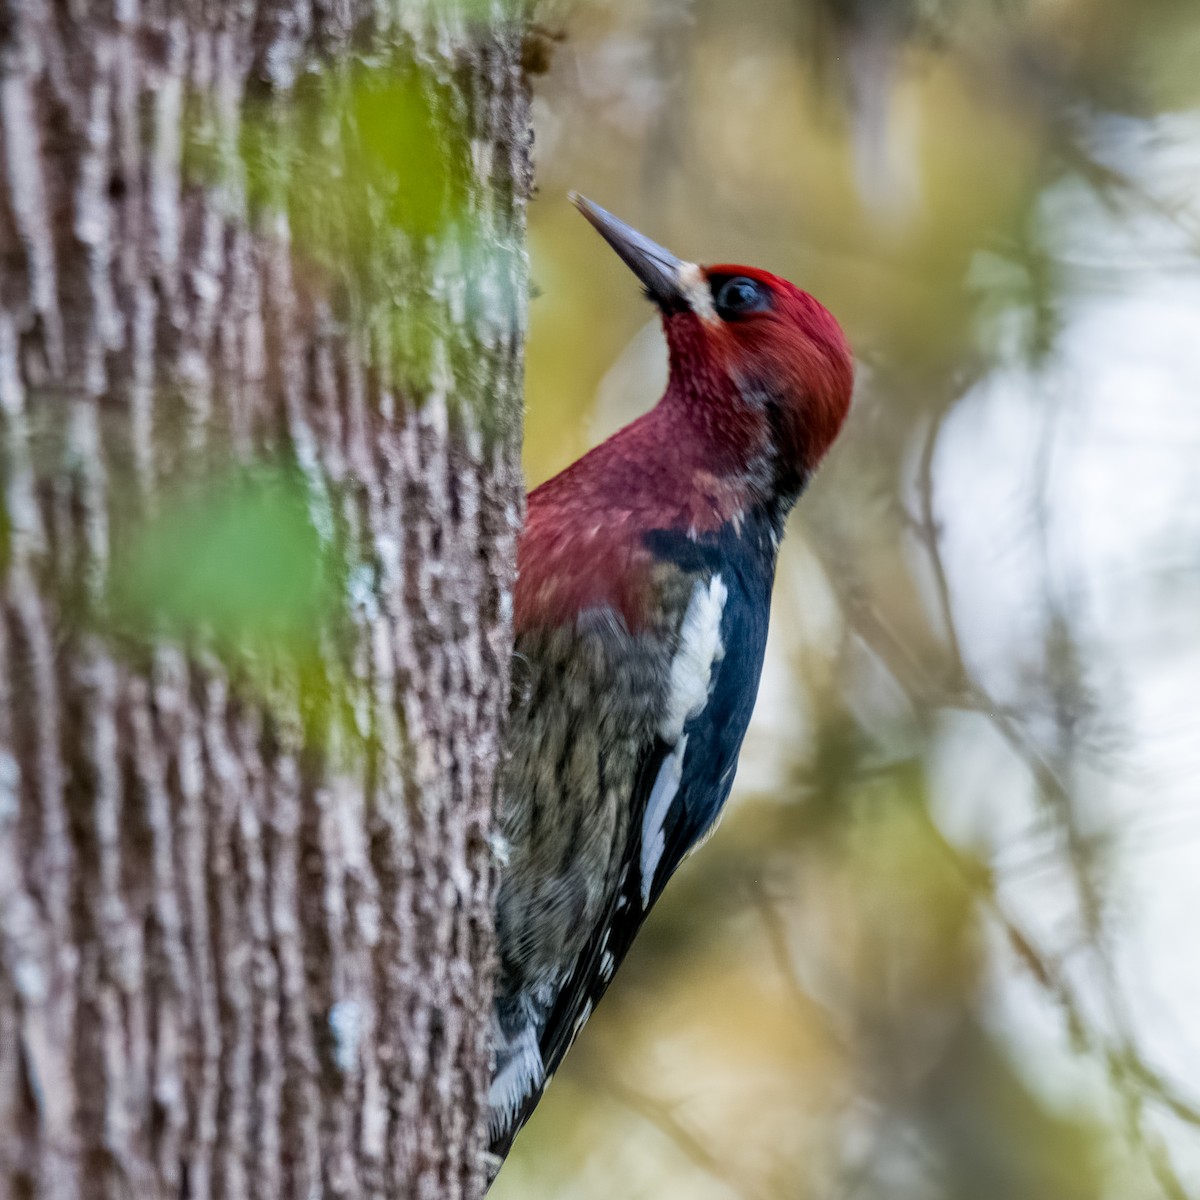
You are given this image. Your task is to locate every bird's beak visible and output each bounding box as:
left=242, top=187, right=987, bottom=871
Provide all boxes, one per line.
left=570, top=193, right=693, bottom=311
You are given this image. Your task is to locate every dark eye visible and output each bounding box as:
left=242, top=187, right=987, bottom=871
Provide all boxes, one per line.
left=713, top=275, right=769, bottom=320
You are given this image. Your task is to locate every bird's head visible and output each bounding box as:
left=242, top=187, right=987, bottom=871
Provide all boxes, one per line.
left=572, top=194, right=853, bottom=493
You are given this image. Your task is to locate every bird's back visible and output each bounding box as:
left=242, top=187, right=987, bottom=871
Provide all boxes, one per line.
left=489, top=472, right=784, bottom=1159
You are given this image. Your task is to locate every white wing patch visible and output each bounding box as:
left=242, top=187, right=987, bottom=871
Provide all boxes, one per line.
left=641, top=575, right=728, bottom=907
left=661, top=575, right=728, bottom=743
left=640, top=734, right=687, bottom=907
left=571, top=999, right=594, bottom=1038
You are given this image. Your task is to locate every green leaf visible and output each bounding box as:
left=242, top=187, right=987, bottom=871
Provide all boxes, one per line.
left=110, top=466, right=335, bottom=657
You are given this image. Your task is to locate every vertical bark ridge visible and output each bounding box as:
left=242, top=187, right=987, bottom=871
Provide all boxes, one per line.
left=0, top=2, right=530, bottom=1198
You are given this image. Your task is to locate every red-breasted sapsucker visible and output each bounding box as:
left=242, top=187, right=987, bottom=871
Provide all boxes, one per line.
left=489, top=195, right=854, bottom=1166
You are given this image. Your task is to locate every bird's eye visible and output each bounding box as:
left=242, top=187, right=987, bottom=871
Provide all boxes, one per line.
left=713, top=275, right=769, bottom=320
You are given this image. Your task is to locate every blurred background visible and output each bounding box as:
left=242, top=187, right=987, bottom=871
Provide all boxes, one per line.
left=495, top=0, right=1200, bottom=1196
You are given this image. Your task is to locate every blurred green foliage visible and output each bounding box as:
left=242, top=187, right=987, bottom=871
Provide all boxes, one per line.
left=424, top=0, right=529, bottom=23
left=184, top=49, right=521, bottom=429
left=236, top=61, right=472, bottom=265
left=108, top=464, right=336, bottom=659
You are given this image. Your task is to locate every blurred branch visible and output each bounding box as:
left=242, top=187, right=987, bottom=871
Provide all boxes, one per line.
left=912, top=402, right=967, bottom=676
left=931, top=825, right=1197, bottom=1200
left=745, top=874, right=845, bottom=1046
left=830, top=383, right=1198, bottom=1197
left=594, top=1072, right=775, bottom=1200
left=1056, top=131, right=1200, bottom=257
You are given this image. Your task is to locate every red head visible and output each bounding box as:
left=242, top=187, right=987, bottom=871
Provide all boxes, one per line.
left=515, top=199, right=854, bottom=634
left=572, top=194, right=854, bottom=489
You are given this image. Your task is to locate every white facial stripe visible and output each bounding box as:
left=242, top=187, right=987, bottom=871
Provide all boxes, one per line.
left=677, top=260, right=718, bottom=324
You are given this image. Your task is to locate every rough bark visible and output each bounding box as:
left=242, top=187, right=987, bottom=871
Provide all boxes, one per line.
left=0, top=3, right=530, bottom=1199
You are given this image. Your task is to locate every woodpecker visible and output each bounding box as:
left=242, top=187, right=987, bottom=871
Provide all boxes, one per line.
left=488, top=195, right=853, bottom=1167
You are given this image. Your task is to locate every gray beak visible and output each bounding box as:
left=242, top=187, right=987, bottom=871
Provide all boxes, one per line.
left=570, top=193, right=690, bottom=310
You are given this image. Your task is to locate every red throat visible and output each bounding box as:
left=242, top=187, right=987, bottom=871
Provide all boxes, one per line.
left=514, top=405, right=733, bottom=634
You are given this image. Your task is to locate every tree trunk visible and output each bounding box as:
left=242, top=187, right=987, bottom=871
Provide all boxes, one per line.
left=0, top=3, right=530, bottom=1199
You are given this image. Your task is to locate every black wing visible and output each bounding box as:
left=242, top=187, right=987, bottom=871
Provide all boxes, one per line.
left=488, top=734, right=672, bottom=1165
left=492, top=618, right=763, bottom=1157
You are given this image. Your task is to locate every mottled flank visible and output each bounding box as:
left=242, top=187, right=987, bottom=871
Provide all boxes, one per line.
left=0, top=5, right=530, bottom=1200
